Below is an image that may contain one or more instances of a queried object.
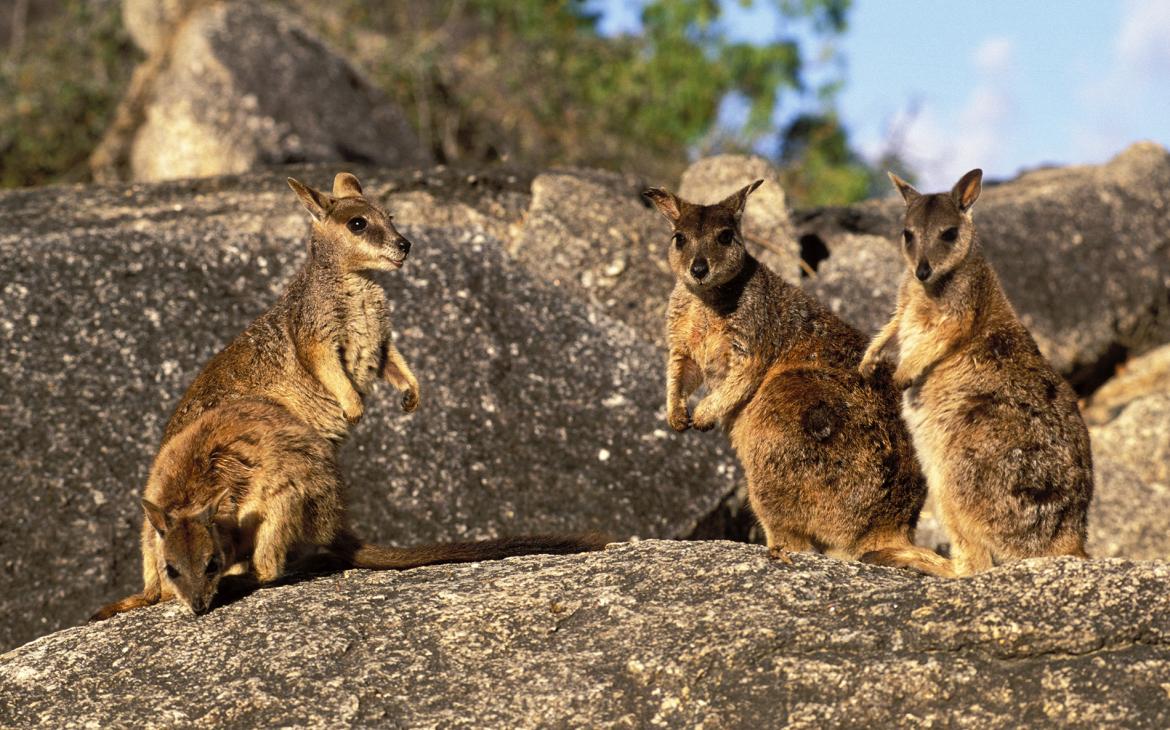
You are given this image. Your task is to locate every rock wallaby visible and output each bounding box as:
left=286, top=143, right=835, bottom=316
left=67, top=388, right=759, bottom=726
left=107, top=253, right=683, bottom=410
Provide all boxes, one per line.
left=93, top=399, right=607, bottom=619
left=859, top=169, right=1093, bottom=576
left=643, top=182, right=945, bottom=571
left=165, top=172, right=419, bottom=444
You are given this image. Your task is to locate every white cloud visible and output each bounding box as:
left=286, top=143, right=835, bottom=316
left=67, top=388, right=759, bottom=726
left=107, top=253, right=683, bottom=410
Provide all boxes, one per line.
left=874, top=37, right=1016, bottom=190
left=1116, top=0, right=1170, bottom=75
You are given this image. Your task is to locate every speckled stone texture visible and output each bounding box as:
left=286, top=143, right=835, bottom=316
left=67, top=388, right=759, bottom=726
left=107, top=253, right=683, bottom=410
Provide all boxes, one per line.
left=2, top=541, right=1169, bottom=728
left=795, top=142, right=1170, bottom=389
left=117, top=0, right=427, bottom=182
left=0, top=169, right=738, bottom=652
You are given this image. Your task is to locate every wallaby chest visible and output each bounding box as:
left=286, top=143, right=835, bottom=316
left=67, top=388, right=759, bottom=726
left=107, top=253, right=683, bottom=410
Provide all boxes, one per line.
left=679, top=303, right=737, bottom=386
left=337, top=274, right=390, bottom=391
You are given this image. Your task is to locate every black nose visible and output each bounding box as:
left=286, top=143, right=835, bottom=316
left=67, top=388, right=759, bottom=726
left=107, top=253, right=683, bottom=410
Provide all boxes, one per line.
left=397, top=237, right=412, bottom=254
left=915, top=261, right=932, bottom=281
left=690, top=257, right=709, bottom=280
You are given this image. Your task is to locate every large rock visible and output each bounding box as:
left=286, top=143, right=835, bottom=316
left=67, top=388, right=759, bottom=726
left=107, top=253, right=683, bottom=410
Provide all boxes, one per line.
left=678, top=154, right=803, bottom=284
left=2, top=541, right=1169, bottom=727
left=101, top=0, right=427, bottom=182
left=509, top=169, right=672, bottom=341
left=795, top=143, right=1170, bottom=389
left=0, top=167, right=738, bottom=652
left=1089, top=392, right=1170, bottom=560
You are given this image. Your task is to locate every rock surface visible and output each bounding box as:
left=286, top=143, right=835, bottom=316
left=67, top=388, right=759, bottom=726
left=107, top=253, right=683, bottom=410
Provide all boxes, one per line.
left=2, top=540, right=1169, bottom=728
left=678, top=154, right=803, bottom=284
left=794, top=143, right=1170, bottom=389
left=0, top=168, right=738, bottom=653
left=107, top=0, right=426, bottom=182
left=1089, top=392, right=1170, bottom=560
left=509, top=169, right=672, bottom=340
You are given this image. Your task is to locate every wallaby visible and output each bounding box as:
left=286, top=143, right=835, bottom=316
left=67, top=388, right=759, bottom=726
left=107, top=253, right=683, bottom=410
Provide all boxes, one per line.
left=92, top=399, right=608, bottom=619
left=164, top=172, right=419, bottom=445
left=643, top=182, right=945, bottom=572
left=859, top=169, right=1093, bottom=576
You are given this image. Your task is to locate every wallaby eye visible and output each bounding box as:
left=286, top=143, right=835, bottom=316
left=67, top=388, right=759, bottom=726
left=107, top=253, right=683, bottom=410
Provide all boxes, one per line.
left=346, top=216, right=368, bottom=233
left=205, top=558, right=219, bottom=575
left=672, top=232, right=686, bottom=249
left=717, top=229, right=735, bottom=245
left=939, top=226, right=959, bottom=243
left=902, top=229, right=914, bottom=247
left=165, top=564, right=179, bottom=580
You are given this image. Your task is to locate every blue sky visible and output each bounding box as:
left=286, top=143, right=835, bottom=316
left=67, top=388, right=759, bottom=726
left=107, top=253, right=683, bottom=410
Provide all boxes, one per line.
left=593, top=1, right=1170, bottom=189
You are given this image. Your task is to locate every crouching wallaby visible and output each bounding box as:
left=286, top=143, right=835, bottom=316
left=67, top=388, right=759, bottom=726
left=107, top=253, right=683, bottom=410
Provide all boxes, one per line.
left=859, top=170, right=1093, bottom=576
left=165, top=172, right=420, bottom=445
left=92, top=399, right=607, bottom=619
left=643, top=182, right=945, bottom=572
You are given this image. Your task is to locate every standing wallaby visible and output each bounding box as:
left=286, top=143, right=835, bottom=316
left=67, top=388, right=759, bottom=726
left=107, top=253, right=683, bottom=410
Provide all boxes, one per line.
left=643, top=182, right=945, bottom=571
left=859, top=169, right=1093, bottom=576
left=164, top=172, right=419, bottom=445
left=92, top=399, right=607, bottom=620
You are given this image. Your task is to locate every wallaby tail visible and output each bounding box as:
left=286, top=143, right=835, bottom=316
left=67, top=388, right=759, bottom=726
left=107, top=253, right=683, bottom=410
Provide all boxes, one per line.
left=90, top=591, right=161, bottom=622
left=327, top=529, right=610, bottom=571
left=860, top=542, right=956, bottom=579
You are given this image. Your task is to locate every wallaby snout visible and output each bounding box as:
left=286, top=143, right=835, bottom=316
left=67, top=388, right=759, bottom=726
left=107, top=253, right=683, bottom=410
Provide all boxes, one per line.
left=396, top=236, right=412, bottom=255
left=690, top=257, right=709, bottom=281
left=915, top=261, right=932, bottom=281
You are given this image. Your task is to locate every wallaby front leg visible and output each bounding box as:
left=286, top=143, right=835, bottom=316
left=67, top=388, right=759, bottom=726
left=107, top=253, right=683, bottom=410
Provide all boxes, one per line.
left=860, top=316, right=900, bottom=378
left=691, top=358, right=761, bottom=431
left=306, top=341, right=363, bottom=423
left=666, top=350, right=702, bottom=432
left=382, top=342, right=420, bottom=413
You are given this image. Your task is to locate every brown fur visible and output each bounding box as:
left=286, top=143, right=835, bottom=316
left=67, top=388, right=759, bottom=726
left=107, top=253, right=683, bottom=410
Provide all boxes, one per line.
left=164, top=173, right=419, bottom=445
left=92, top=399, right=608, bottom=620
left=859, top=170, right=1093, bottom=576
left=644, top=182, right=938, bottom=570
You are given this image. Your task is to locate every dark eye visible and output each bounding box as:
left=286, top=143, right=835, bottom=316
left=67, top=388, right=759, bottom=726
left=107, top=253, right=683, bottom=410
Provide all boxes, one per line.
left=939, top=227, right=959, bottom=243
left=165, top=564, right=179, bottom=580
left=902, top=229, right=914, bottom=247
left=717, top=229, right=735, bottom=245
left=672, top=232, right=686, bottom=249
left=205, top=558, right=219, bottom=575
left=346, top=216, right=367, bottom=233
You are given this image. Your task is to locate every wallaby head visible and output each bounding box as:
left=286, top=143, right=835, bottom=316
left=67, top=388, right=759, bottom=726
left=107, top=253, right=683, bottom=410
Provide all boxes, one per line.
left=142, top=494, right=235, bottom=616
left=286, top=172, right=412, bottom=272
left=643, top=180, right=764, bottom=293
left=889, top=169, right=982, bottom=288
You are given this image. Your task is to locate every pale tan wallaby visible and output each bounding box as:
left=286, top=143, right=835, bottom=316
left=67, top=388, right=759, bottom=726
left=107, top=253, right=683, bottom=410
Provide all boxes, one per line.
left=643, top=182, right=946, bottom=573
left=92, top=399, right=607, bottom=619
left=165, top=172, right=419, bottom=445
left=859, top=169, right=1093, bottom=577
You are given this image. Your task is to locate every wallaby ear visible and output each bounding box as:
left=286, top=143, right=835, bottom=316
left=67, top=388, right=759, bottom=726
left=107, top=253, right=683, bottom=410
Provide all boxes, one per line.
left=951, top=168, right=983, bottom=212
left=142, top=499, right=171, bottom=535
left=642, top=187, right=682, bottom=223
left=332, top=172, right=363, bottom=199
left=718, top=179, right=765, bottom=217
left=287, top=177, right=334, bottom=221
left=197, top=490, right=232, bottom=526
left=887, top=172, right=921, bottom=204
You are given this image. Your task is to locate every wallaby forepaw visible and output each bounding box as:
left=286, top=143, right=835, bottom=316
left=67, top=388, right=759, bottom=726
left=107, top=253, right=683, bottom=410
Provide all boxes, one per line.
left=858, top=355, right=877, bottom=378
left=401, top=388, right=419, bottom=414
left=342, top=399, right=363, bottom=424
left=690, top=406, right=718, bottom=432
left=667, top=408, right=691, bottom=432
left=768, top=546, right=793, bottom=564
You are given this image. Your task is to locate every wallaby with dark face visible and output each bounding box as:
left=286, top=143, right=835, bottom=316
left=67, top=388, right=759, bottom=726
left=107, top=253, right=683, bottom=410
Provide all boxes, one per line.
left=859, top=170, right=1093, bottom=576
left=643, top=182, right=943, bottom=570
left=165, top=172, right=419, bottom=445
left=92, top=399, right=608, bottom=620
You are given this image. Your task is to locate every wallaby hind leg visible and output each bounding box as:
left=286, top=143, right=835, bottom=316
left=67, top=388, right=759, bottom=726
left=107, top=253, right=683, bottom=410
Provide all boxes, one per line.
left=859, top=532, right=956, bottom=578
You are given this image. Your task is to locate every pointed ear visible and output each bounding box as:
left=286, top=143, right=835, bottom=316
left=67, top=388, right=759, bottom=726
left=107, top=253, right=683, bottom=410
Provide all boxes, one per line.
left=642, top=187, right=682, bottom=223
left=718, top=179, right=765, bottom=217
left=287, top=177, right=334, bottom=221
left=197, top=490, right=231, bottom=526
left=951, top=168, right=983, bottom=212
left=332, top=172, right=363, bottom=199
left=142, top=499, right=171, bottom=535
left=887, top=172, right=921, bottom=204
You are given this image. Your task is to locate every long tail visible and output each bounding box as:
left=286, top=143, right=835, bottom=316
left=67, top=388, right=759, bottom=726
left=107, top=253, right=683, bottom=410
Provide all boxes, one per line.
left=90, top=592, right=162, bottom=622
left=860, top=542, right=956, bottom=579
left=327, top=529, right=610, bottom=570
